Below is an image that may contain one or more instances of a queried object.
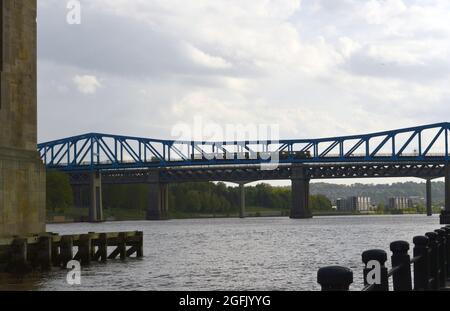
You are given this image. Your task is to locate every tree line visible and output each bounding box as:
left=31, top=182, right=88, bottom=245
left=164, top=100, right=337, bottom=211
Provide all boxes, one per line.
left=46, top=172, right=333, bottom=215
left=47, top=171, right=445, bottom=218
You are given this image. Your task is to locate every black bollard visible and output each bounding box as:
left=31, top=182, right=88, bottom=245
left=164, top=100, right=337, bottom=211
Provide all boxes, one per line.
left=413, top=236, right=430, bottom=291
left=434, top=229, right=447, bottom=286
left=362, top=249, right=389, bottom=291
left=317, top=266, right=353, bottom=291
left=390, top=241, right=412, bottom=291
left=425, top=232, right=439, bottom=290
left=442, top=227, right=450, bottom=279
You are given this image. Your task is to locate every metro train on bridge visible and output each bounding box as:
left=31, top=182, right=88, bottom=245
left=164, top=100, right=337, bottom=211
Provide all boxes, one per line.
left=189, top=151, right=312, bottom=162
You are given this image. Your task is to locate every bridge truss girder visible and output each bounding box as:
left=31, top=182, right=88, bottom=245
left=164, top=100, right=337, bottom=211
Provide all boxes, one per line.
left=39, top=122, right=450, bottom=171
left=67, top=163, right=446, bottom=185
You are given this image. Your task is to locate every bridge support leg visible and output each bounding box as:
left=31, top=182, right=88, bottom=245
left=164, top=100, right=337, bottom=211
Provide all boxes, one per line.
left=147, top=183, right=169, bottom=220
left=441, top=165, right=450, bottom=224
left=72, top=185, right=84, bottom=208
left=89, top=171, right=103, bottom=223
left=239, top=183, right=246, bottom=218
left=290, top=166, right=312, bottom=219
left=426, top=179, right=433, bottom=217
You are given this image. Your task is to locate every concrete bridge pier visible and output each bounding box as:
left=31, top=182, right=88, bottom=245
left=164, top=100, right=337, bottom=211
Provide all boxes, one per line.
left=441, top=164, right=450, bottom=224
left=72, top=184, right=86, bottom=209
left=239, top=183, right=246, bottom=218
left=0, top=0, right=46, bottom=237
left=147, top=183, right=169, bottom=220
left=426, top=179, right=432, bottom=217
left=290, top=166, right=313, bottom=219
left=89, top=171, right=103, bottom=222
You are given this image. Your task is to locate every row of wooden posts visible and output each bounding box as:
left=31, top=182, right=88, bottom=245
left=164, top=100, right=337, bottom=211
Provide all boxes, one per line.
left=317, top=225, right=450, bottom=291
left=1, top=231, right=143, bottom=273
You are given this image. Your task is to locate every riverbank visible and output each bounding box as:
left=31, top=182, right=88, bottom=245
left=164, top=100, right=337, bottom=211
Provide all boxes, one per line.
left=46, top=206, right=438, bottom=223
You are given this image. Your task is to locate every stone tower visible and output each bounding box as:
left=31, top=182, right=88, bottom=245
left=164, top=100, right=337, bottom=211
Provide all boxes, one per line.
left=0, top=0, right=46, bottom=237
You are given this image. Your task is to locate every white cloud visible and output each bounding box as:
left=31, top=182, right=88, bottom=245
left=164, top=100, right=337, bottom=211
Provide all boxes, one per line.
left=338, top=37, right=361, bottom=58
left=184, top=44, right=232, bottom=69
left=362, top=0, right=407, bottom=26
left=73, top=75, right=102, bottom=94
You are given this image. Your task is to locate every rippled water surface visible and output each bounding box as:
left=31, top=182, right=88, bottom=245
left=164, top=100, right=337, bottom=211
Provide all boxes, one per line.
left=0, top=215, right=442, bottom=291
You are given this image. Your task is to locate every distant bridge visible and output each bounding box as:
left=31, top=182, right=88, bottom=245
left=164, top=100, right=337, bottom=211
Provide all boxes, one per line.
left=39, top=122, right=450, bottom=171
left=38, top=122, right=450, bottom=224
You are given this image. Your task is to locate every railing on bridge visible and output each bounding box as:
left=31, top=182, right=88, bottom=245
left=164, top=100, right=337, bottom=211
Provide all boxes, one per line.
left=317, top=226, right=450, bottom=291
left=38, top=122, right=450, bottom=171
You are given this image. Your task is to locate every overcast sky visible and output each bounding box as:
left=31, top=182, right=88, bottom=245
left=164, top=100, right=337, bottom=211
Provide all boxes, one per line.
left=36, top=0, right=450, bottom=185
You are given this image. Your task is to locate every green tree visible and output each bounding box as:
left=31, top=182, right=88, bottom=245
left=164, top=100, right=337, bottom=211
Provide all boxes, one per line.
left=310, top=194, right=332, bottom=211
left=376, top=203, right=385, bottom=214
left=415, top=203, right=426, bottom=214
left=46, top=171, right=73, bottom=211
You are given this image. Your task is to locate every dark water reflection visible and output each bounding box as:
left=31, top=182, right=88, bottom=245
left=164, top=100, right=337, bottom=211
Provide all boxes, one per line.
left=0, top=215, right=442, bottom=291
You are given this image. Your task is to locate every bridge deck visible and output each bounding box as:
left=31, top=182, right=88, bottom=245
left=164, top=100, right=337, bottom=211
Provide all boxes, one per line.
left=66, top=162, right=447, bottom=185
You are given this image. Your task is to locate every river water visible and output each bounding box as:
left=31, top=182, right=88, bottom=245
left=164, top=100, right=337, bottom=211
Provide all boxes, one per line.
left=0, top=215, right=443, bottom=291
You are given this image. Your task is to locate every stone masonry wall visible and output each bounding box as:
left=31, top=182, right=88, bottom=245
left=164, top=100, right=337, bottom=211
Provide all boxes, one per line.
left=0, top=0, right=46, bottom=237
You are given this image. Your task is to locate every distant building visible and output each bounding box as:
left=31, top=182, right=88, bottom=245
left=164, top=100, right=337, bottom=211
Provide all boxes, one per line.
left=388, top=197, right=413, bottom=210
left=336, top=196, right=373, bottom=212
left=348, top=196, right=372, bottom=212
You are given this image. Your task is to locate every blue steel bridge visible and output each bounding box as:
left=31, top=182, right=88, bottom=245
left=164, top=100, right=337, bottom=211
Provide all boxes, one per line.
left=38, top=122, right=450, bottom=224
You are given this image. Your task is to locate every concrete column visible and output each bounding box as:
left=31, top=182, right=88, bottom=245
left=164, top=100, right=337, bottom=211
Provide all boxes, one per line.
left=146, top=183, right=169, bottom=220
left=72, top=185, right=84, bottom=208
left=290, top=166, right=313, bottom=219
left=239, top=183, right=246, bottom=218
left=0, top=0, right=46, bottom=237
left=441, top=164, right=450, bottom=224
left=89, top=171, right=103, bottom=222
left=426, top=179, right=432, bottom=217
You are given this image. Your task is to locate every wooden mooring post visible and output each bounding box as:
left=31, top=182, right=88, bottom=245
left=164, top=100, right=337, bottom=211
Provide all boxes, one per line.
left=6, top=238, right=31, bottom=274
left=60, top=235, right=74, bottom=267
left=93, top=233, right=108, bottom=263
left=0, top=231, right=144, bottom=273
left=36, top=235, right=52, bottom=271
left=74, top=234, right=93, bottom=266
